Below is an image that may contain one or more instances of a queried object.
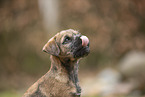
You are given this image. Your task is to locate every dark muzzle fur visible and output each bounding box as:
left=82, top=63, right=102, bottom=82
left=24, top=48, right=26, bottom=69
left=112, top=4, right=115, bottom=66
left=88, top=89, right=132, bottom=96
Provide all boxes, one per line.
left=72, top=36, right=90, bottom=58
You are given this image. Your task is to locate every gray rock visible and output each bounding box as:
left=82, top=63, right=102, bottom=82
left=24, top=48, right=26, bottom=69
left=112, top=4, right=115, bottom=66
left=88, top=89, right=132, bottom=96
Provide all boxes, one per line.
left=119, top=51, right=145, bottom=80
left=81, top=68, right=122, bottom=97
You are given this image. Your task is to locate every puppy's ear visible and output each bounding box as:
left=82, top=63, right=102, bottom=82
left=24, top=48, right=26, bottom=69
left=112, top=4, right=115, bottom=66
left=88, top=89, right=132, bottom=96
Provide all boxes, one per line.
left=42, top=36, right=60, bottom=56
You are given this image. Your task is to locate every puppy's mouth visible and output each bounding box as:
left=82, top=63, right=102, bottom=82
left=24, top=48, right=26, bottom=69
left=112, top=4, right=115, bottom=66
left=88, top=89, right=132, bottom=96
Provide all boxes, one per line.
left=72, top=35, right=90, bottom=58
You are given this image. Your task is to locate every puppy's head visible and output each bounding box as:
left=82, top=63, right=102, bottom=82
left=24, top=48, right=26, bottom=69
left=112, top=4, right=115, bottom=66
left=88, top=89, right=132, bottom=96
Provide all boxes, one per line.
left=43, top=29, right=90, bottom=59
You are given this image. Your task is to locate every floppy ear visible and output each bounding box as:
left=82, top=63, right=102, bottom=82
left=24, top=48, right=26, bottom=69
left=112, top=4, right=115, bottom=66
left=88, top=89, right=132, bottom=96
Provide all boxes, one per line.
left=42, top=36, right=60, bottom=56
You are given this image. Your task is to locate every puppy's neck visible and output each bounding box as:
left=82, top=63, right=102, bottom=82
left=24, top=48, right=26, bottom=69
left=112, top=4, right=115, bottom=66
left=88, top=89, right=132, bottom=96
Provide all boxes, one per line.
left=50, top=55, right=81, bottom=93
left=50, top=55, right=78, bottom=72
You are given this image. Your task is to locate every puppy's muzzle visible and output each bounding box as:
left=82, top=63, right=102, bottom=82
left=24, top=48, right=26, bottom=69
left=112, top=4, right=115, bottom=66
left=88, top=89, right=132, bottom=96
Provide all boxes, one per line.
left=72, top=35, right=90, bottom=58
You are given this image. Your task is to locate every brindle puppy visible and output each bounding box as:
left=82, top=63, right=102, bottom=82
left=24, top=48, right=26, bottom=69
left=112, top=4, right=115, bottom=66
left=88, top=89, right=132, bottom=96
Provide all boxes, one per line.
left=23, top=29, right=90, bottom=97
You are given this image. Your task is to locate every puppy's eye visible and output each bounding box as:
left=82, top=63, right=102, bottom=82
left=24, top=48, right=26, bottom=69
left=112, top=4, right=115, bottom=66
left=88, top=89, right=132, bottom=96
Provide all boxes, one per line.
left=63, top=36, right=71, bottom=44
left=65, top=37, right=70, bottom=41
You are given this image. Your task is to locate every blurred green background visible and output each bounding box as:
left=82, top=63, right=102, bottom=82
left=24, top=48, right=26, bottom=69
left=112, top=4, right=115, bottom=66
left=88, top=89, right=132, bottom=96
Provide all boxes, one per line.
left=1, top=0, right=145, bottom=97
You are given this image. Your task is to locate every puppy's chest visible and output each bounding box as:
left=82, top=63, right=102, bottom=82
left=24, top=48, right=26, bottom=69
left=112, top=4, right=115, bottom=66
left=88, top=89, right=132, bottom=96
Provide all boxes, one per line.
left=40, top=77, right=76, bottom=97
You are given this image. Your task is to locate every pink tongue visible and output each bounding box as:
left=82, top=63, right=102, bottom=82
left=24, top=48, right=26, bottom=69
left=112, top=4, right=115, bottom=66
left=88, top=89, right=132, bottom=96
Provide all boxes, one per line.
left=80, top=36, right=89, bottom=46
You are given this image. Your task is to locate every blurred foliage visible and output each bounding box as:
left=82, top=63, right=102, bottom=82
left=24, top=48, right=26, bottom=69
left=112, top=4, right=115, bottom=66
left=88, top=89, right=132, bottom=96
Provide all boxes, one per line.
left=0, top=0, right=50, bottom=76
left=0, top=0, right=145, bottom=94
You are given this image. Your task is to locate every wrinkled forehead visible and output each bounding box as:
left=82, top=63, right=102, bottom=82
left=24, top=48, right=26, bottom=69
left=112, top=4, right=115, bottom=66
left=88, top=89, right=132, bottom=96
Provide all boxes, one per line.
left=55, top=29, right=80, bottom=42
left=60, top=29, right=79, bottom=35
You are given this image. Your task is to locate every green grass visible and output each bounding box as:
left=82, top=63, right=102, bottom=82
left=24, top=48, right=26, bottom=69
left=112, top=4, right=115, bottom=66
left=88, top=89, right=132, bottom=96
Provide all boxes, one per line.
left=0, top=91, right=22, bottom=97
left=82, top=96, right=100, bottom=97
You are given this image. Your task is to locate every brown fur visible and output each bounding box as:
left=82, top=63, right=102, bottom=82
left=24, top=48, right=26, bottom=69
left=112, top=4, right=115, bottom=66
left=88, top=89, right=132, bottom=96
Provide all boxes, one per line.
left=23, top=29, right=89, bottom=97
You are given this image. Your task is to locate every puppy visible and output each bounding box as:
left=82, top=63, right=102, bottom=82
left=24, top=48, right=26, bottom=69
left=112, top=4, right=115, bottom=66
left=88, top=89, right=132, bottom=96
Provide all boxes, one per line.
left=23, top=29, right=90, bottom=97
